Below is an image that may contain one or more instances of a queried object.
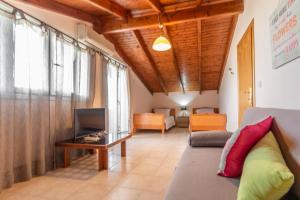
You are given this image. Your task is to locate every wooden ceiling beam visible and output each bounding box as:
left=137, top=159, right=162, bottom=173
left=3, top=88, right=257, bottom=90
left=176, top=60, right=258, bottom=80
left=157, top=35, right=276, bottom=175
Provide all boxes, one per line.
left=18, top=0, right=95, bottom=23
left=197, top=20, right=202, bottom=94
left=163, top=27, right=185, bottom=93
left=201, top=0, right=235, bottom=6
left=217, top=14, right=238, bottom=92
left=131, top=0, right=206, bottom=18
left=144, top=0, right=163, bottom=13
left=94, top=0, right=244, bottom=34
left=132, top=30, right=168, bottom=95
left=83, top=0, right=127, bottom=20
left=104, top=34, right=153, bottom=95
left=131, top=2, right=197, bottom=18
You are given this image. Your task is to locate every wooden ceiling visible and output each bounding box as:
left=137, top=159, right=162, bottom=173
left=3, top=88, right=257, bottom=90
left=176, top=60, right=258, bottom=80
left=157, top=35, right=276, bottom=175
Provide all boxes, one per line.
left=19, top=0, right=244, bottom=94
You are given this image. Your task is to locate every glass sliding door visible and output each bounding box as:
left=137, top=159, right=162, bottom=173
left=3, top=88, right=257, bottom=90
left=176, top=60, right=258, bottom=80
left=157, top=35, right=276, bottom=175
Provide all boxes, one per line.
left=107, top=63, right=118, bottom=134
left=118, top=67, right=129, bottom=132
left=107, top=62, right=130, bottom=134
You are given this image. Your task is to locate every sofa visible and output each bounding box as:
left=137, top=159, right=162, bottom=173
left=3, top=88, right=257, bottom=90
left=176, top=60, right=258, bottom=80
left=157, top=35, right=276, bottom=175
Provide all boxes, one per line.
left=165, top=108, right=300, bottom=200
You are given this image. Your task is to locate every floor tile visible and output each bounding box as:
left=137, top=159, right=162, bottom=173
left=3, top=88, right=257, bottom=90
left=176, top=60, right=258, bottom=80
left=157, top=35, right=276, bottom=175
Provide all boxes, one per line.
left=104, top=187, right=142, bottom=200
left=65, top=183, right=112, bottom=200
left=138, top=191, right=164, bottom=200
left=0, top=128, right=189, bottom=200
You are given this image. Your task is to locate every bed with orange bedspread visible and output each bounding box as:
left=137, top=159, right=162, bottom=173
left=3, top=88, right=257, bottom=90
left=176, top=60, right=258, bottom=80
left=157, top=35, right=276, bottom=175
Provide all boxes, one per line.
left=133, top=108, right=176, bottom=134
left=189, top=107, right=227, bottom=132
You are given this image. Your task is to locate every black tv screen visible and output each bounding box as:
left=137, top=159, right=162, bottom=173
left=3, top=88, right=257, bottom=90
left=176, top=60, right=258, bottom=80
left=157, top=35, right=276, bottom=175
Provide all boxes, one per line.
left=74, top=108, right=105, bottom=139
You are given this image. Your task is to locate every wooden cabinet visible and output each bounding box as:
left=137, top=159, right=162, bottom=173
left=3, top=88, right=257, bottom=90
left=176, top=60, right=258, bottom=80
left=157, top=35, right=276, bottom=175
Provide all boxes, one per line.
left=177, top=116, right=189, bottom=128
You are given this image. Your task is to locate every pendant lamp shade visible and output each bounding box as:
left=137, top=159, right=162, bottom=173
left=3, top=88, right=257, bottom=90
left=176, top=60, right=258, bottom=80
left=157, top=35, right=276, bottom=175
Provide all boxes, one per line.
left=152, top=35, right=171, bottom=51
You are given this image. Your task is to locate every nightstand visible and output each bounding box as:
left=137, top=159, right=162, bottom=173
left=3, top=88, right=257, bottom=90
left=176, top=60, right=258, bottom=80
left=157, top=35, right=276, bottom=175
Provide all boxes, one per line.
left=177, top=116, right=189, bottom=128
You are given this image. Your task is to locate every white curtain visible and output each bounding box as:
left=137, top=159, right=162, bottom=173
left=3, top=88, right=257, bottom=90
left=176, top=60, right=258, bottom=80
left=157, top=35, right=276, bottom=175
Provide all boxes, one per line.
left=0, top=4, right=96, bottom=191
left=15, top=16, right=49, bottom=94
left=50, top=30, right=96, bottom=166
left=107, top=62, right=118, bottom=134
left=50, top=32, right=75, bottom=97
left=0, top=11, right=14, bottom=95
left=118, top=68, right=130, bottom=132
left=106, top=62, right=130, bottom=134
left=0, top=11, right=51, bottom=191
left=0, top=10, right=16, bottom=191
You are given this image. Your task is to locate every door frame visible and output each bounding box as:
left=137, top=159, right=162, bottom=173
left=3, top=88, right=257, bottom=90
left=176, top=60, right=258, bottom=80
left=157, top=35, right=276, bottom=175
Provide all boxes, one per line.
left=237, top=19, right=256, bottom=123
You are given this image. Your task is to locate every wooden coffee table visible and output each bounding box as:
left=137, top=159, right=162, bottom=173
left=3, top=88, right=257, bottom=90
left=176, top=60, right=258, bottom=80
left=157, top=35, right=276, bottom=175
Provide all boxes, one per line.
left=56, top=132, right=132, bottom=171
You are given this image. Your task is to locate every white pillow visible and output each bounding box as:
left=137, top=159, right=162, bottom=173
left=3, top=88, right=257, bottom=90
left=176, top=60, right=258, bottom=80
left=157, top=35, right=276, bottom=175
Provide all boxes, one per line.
left=196, top=107, right=215, bottom=114
left=154, top=108, right=171, bottom=118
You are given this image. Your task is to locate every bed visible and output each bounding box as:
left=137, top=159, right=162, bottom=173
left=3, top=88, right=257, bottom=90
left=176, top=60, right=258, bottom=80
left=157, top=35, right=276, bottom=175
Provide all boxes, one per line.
left=133, top=108, right=176, bottom=134
left=189, top=107, right=227, bottom=132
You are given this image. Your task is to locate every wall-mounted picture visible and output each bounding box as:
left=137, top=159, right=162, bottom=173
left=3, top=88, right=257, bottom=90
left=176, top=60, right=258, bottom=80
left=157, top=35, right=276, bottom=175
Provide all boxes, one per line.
left=270, top=0, right=300, bottom=69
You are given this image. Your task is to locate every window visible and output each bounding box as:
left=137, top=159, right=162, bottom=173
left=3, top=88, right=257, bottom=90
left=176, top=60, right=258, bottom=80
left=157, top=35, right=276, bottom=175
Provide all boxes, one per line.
left=107, top=62, right=130, bottom=133
left=62, top=43, right=75, bottom=95
left=14, top=19, right=49, bottom=93
left=50, top=33, right=90, bottom=98
left=0, top=3, right=93, bottom=99
left=50, top=33, right=75, bottom=96
left=118, top=68, right=129, bottom=132
left=0, top=12, right=14, bottom=93
left=107, top=63, right=118, bottom=133
left=78, top=50, right=89, bottom=98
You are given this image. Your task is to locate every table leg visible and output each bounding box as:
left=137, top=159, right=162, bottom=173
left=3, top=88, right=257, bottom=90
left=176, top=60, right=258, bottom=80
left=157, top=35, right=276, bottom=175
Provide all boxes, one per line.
left=121, top=141, right=126, bottom=157
left=64, top=148, right=70, bottom=168
left=88, top=149, right=96, bottom=155
left=98, top=149, right=108, bottom=171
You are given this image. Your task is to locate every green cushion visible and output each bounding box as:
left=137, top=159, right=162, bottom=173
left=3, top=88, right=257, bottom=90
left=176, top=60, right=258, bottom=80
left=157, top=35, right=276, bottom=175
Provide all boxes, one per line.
left=237, top=131, right=294, bottom=200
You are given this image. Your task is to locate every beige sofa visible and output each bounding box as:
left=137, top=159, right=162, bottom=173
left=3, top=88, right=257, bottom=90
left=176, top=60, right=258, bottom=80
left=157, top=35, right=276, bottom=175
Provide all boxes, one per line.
left=165, top=108, right=300, bottom=200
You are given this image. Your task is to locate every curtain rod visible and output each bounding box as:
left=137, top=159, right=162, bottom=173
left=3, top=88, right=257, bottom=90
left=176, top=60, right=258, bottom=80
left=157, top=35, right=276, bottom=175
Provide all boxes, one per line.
left=84, top=41, right=127, bottom=68
left=1, top=0, right=127, bottom=68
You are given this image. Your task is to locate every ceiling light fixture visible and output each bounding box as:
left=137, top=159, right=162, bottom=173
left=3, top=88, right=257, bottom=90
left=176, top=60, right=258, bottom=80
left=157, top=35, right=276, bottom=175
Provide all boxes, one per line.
left=152, top=15, right=171, bottom=51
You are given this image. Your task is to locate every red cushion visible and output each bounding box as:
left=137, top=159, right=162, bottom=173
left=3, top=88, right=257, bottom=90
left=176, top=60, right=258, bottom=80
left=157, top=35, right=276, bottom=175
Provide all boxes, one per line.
left=218, top=116, right=273, bottom=177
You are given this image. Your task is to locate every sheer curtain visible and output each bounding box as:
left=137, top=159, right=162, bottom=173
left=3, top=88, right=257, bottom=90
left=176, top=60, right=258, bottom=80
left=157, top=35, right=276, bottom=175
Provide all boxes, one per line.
left=118, top=67, right=130, bottom=132
left=0, top=4, right=96, bottom=191
left=0, top=10, right=17, bottom=191
left=50, top=31, right=96, bottom=165
left=106, top=61, right=130, bottom=134
left=0, top=11, right=51, bottom=191
left=107, top=62, right=118, bottom=134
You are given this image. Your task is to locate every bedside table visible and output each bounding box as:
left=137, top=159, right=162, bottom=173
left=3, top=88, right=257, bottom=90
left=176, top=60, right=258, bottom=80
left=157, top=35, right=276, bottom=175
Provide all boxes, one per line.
left=177, top=116, right=189, bottom=128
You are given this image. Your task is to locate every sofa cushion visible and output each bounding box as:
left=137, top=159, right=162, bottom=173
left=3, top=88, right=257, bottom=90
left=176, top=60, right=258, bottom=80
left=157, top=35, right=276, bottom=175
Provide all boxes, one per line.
left=218, top=116, right=273, bottom=177
left=190, top=131, right=232, bottom=147
left=164, top=146, right=239, bottom=200
left=237, top=131, right=294, bottom=200
left=242, top=108, right=300, bottom=198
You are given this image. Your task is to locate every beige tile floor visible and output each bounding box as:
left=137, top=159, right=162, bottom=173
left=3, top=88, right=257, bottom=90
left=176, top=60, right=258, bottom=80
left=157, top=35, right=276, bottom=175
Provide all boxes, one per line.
left=0, top=128, right=189, bottom=200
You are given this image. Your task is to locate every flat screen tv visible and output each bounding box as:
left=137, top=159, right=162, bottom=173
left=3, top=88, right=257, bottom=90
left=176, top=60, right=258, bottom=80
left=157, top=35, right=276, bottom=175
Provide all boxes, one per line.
left=74, top=108, right=105, bottom=139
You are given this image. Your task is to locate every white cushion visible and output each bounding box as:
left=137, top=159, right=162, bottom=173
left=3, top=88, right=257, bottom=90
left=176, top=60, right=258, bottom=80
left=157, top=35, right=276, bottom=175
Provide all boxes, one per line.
left=154, top=108, right=171, bottom=118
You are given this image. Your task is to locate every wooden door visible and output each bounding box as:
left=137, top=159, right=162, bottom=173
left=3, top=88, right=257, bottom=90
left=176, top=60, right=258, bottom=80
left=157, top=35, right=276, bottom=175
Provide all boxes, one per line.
left=238, top=20, right=255, bottom=124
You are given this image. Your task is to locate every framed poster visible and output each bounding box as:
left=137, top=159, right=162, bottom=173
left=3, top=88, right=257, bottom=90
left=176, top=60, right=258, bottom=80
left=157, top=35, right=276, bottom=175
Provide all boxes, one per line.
left=270, top=0, right=300, bottom=69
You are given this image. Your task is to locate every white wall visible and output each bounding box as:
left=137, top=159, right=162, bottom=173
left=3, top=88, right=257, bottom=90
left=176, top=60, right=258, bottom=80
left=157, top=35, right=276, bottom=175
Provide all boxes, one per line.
left=130, top=69, right=153, bottom=113
left=219, top=0, right=300, bottom=131
left=152, top=91, right=219, bottom=115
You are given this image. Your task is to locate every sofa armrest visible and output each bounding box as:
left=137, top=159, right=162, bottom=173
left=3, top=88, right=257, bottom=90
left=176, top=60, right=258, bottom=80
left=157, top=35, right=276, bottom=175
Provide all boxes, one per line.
left=189, top=131, right=232, bottom=147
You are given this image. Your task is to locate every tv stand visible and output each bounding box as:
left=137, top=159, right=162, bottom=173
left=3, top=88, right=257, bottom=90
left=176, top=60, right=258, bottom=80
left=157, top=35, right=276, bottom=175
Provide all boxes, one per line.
left=55, top=132, right=131, bottom=171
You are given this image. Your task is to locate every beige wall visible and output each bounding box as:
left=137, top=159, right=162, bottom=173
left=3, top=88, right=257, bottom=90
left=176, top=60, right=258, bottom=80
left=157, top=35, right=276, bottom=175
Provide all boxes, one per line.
left=130, top=69, right=153, bottom=114
left=152, top=91, right=219, bottom=116
left=219, top=0, right=300, bottom=131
